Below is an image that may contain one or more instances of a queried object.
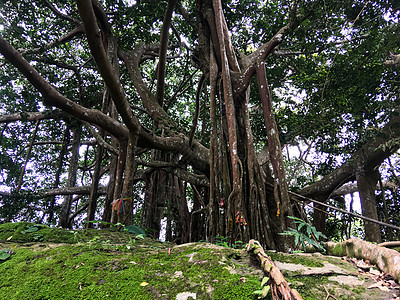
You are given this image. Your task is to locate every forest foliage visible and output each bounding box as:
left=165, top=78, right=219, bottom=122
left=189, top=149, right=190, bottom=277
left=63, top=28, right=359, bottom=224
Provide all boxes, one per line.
left=0, top=0, right=400, bottom=249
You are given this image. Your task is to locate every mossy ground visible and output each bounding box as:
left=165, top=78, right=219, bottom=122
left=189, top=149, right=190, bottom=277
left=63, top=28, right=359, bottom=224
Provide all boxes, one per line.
left=0, top=223, right=262, bottom=300
left=0, top=223, right=394, bottom=300
left=0, top=222, right=133, bottom=244
left=265, top=251, right=324, bottom=268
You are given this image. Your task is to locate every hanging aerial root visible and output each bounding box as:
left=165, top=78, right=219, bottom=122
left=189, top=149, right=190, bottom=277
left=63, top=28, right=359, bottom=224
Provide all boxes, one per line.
left=246, top=240, right=303, bottom=300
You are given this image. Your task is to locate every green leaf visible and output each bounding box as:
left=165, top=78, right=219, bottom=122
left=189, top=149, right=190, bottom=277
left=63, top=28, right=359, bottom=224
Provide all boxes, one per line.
left=0, top=249, right=11, bottom=261
left=253, top=290, right=264, bottom=295
left=21, top=226, right=39, bottom=234
left=306, top=225, right=312, bottom=236
left=297, top=222, right=306, bottom=232
left=294, top=234, right=299, bottom=246
left=262, top=285, right=271, bottom=297
left=261, top=276, right=269, bottom=286
left=0, top=252, right=10, bottom=260
left=287, top=216, right=304, bottom=223
left=124, top=225, right=146, bottom=236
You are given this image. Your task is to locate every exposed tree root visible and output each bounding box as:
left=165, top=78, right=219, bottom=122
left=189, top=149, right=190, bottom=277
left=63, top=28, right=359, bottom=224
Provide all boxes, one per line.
left=378, top=241, right=400, bottom=248
left=247, top=239, right=303, bottom=300
left=324, top=286, right=338, bottom=300
left=325, top=238, right=400, bottom=282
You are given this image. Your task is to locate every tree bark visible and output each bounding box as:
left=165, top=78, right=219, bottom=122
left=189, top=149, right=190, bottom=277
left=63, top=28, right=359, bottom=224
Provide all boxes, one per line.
left=325, top=238, right=400, bottom=282
left=48, top=125, right=70, bottom=223
left=86, top=142, right=103, bottom=228
left=247, top=240, right=304, bottom=300
left=59, top=124, right=82, bottom=228
left=16, top=120, right=40, bottom=192
left=300, top=115, right=400, bottom=199
left=357, top=167, right=382, bottom=243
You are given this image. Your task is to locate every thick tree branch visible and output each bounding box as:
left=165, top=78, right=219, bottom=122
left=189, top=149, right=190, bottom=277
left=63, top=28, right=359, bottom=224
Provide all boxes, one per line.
left=43, top=0, right=81, bottom=25
left=0, top=186, right=107, bottom=198
left=234, top=2, right=306, bottom=97
left=19, top=25, right=85, bottom=55
left=325, top=238, right=400, bottom=282
left=83, top=121, right=118, bottom=155
left=119, top=46, right=168, bottom=124
left=257, top=61, right=293, bottom=220
left=299, top=115, right=400, bottom=198
left=77, top=0, right=140, bottom=135
left=213, top=0, right=242, bottom=208
left=0, top=111, right=59, bottom=123
left=0, top=34, right=129, bottom=141
left=247, top=240, right=303, bottom=300
left=156, top=0, right=178, bottom=106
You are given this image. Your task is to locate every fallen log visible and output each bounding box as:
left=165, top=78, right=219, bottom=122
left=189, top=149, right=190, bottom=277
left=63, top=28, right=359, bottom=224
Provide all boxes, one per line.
left=325, top=238, right=400, bottom=282
left=247, top=239, right=303, bottom=300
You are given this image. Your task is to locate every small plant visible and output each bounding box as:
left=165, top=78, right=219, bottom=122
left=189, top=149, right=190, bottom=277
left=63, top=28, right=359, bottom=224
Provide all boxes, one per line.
left=213, top=235, right=246, bottom=249
left=0, top=249, right=13, bottom=262
left=21, top=224, right=47, bottom=234
left=32, top=233, right=44, bottom=242
left=215, top=235, right=229, bottom=247
left=124, top=224, right=146, bottom=237
left=68, top=230, right=82, bottom=243
left=126, top=234, right=145, bottom=250
left=279, top=216, right=327, bottom=252
left=87, top=235, right=101, bottom=246
left=233, top=240, right=246, bottom=249
left=85, top=220, right=147, bottom=238
left=253, top=276, right=270, bottom=299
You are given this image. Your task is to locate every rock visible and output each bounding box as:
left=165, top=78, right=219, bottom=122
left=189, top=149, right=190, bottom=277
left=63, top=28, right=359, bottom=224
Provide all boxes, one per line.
left=328, top=275, right=365, bottom=286
left=176, top=292, right=196, bottom=300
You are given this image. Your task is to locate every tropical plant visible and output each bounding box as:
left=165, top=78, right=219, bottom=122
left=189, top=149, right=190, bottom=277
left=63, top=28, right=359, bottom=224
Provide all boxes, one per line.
left=280, top=216, right=327, bottom=252
left=253, top=276, right=271, bottom=299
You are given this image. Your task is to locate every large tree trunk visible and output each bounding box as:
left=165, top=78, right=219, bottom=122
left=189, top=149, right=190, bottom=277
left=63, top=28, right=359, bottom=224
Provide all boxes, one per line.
left=59, top=124, right=82, bottom=228
left=357, top=167, right=382, bottom=243
left=313, top=194, right=330, bottom=234
left=191, top=0, right=294, bottom=250
left=86, top=142, right=103, bottom=228
left=47, top=124, right=70, bottom=224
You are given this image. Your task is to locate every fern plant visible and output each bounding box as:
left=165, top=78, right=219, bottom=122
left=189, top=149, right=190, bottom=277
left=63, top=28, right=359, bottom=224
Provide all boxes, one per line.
left=280, top=216, right=327, bottom=252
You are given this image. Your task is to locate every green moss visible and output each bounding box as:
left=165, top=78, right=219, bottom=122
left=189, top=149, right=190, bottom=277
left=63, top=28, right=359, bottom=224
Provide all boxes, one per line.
left=330, top=243, right=346, bottom=257
left=351, top=285, right=367, bottom=294
left=347, top=242, right=356, bottom=257
left=286, top=275, right=330, bottom=300
left=0, top=222, right=134, bottom=244
left=357, top=248, right=362, bottom=258
left=266, top=251, right=324, bottom=268
left=0, top=237, right=263, bottom=300
left=0, top=223, right=385, bottom=300
left=381, top=254, right=388, bottom=269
